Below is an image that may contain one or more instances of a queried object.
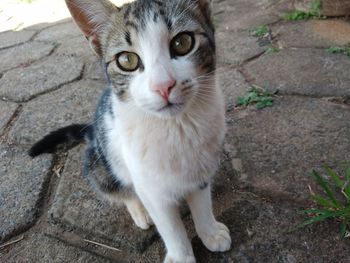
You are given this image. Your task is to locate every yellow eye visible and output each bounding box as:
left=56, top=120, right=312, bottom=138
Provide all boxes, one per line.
left=171, top=32, right=194, bottom=56
left=116, top=52, right=140, bottom=71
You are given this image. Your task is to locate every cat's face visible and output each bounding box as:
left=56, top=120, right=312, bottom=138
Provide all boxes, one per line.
left=66, top=0, right=215, bottom=118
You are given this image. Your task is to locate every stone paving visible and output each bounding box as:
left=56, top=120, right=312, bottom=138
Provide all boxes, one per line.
left=1, top=0, right=350, bottom=262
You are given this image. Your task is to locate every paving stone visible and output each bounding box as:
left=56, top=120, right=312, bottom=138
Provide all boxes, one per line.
left=245, top=48, right=350, bottom=97
left=216, top=30, right=266, bottom=66
left=294, top=0, right=350, bottom=17
left=0, top=233, right=108, bottom=263
left=0, top=55, right=84, bottom=102
left=85, top=59, right=105, bottom=80
left=192, top=193, right=350, bottom=263
left=272, top=20, right=350, bottom=48
left=56, top=35, right=93, bottom=58
left=0, top=29, right=36, bottom=50
left=55, top=35, right=105, bottom=80
left=0, top=145, right=52, bottom=242
left=9, top=79, right=104, bottom=145
left=0, top=42, right=55, bottom=73
left=0, top=101, right=17, bottom=134
left=22, top=18, right=72, bottom=32
left=213, top=0, right=280, bottom=31
left=34, top=21, right=82, bottom=43
left=307, top=19, right=350, bottom=45
left=216, top=66, right=250, bottom=111
left=49, top=145, right=159, bottom=254
left=225, top=97, right=350, bottom=201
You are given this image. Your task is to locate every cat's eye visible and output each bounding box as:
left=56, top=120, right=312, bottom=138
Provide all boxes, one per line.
left=170, top=32, right=195, bottom=57
left=116, top=52, right=140, bottom=71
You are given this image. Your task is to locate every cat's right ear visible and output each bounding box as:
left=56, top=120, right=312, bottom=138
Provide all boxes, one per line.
left=65, top=0, right=118, bottom=56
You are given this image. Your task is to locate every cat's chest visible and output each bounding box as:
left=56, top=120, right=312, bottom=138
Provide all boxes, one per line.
left=116, top=113, right=224, bottom=180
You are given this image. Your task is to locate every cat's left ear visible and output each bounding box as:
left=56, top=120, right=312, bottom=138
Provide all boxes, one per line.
left=196, top=0, right=212, bottom=18
left=65, top=0, right=119, bottom=56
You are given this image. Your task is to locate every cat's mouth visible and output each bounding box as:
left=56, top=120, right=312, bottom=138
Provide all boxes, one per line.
left=157, top=102, right=185, bottom=113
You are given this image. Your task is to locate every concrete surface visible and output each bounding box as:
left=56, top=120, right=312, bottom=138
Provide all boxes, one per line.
left=1, top=0, right=350, bottom=262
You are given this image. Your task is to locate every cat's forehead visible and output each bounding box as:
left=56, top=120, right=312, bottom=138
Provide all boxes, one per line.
left=103, top=0, right=207, bottom=59
left=120, top=0, right=200, bottom=33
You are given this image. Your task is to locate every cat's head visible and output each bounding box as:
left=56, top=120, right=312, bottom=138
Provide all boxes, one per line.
left=66, top=0, right=215, bottom=118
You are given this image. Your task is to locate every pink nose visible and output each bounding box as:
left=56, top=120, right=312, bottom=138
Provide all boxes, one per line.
left=152, top=79, right=176, bottom=101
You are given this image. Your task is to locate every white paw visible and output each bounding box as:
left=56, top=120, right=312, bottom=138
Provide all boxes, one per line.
left=132, top=208, right=153, bottom=230
left=164, top=253, right=196, bottom=263
left=125, top=200, right=153, bottom=230
left=199, top=221, right=231, bottom=252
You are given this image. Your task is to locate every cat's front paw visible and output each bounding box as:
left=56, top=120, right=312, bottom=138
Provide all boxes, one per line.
left=164, top=253, right=196, bottom=263
left=125, top=199, right=153, bottom=230
left=199, top=221, right=231, bottom=252
left=131, top=208, right=153, bottom=230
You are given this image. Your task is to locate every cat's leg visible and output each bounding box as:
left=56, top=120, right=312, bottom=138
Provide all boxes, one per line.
left=136, top=189, right=195, bottom=263
left=186, top=184, right=231, bottom=252
left=124, top=197, right=153, bottom=230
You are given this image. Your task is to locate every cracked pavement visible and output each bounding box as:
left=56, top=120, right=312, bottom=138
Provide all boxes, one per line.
left=1, top=0, right=350, bottom=262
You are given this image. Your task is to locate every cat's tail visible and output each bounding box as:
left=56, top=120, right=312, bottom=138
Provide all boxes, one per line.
left=29, top=124, right=91, bottom=158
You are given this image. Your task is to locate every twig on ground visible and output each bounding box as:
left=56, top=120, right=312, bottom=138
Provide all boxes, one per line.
left=0, top=236, right=24, bottom=249
left=84, top=239, right=122, bottom=252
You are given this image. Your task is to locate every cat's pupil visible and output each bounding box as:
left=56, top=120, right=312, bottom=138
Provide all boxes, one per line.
left=116, top=52, right=139, bottom=72
left=171, top=32, right=194, bottom=56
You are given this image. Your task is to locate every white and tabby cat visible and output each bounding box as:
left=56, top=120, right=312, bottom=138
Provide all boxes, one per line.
left=30, top=0, right=231, bottom=262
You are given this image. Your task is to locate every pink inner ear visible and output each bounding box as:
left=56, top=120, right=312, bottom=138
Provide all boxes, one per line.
left=65, top=0, right=106, bottom=55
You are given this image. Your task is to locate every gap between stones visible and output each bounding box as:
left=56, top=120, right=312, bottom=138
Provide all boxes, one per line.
left=0, top=41, right=60, bottom=77
left=3, top=63, right=85, bottom=104
left=0, top=105, right=22, bottom=144
left=0, top=151, right=67, bottom=245
left=0, top=19, right=73, bottom=52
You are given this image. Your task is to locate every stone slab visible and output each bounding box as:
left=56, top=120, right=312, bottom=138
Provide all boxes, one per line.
left=192, top=193, right=350, bottom=263
left=49, top=145, right=159, bottom=254
left=0, top=233, right=108, bottom=263
left=225, top=97, right=350, bottom=201
left=0, top=29, right=36, bottom=50
left=0, top=42, right=55, bottom=73
left=0, top=101, right=17, bottom=134
left=85, top=59, right=105, bottom=81
left=0, top=55, right=84, bottom=102
left=34, top=21, right=82, bottom=43
left=216, top=66, right=251, bottom=111
left=55, top=35, right=94, bottom=58
left=9, top=79, right=104, bottom=145
left=0, top=145, right=52, bottom=242
left=245, top=48, right=350, bottom=97
left=213, top=0, right=281, bottom=32
left=216, top=30, right=266, bottom=66
left=272, top=20, right=350, bottom=48
left=55, top=35, right=105, bottom=80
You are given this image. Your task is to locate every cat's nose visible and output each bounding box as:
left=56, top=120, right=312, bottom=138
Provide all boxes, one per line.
left=152, top=79, right=176, bottom=102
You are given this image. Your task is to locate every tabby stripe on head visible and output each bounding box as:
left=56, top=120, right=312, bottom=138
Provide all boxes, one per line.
left=124, top=31, right=132, bottom=45
left=165, top=17, right=172, bottom=30
left=123, top=5, right=132, bottom=20
left=125, top=21, right=138, bottom=32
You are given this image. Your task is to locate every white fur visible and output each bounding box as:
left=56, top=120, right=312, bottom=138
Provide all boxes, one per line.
left=102, top=17, right=230, bottom=262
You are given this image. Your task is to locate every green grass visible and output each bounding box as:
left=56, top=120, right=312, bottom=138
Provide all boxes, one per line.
left=283, top=0, right=324, bottom=20
left=266, top=46, right=280, bottom=54
left=299, top=165, right=350, bottom=239
left=250, top=26, right=269, bottom=38
left=237, top=86, right=275, bottom=109
left=326, top=46, right=350, bottom=57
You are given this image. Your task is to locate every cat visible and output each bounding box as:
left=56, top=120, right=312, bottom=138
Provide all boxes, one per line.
left=29, top=0, right=231, bottom=262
